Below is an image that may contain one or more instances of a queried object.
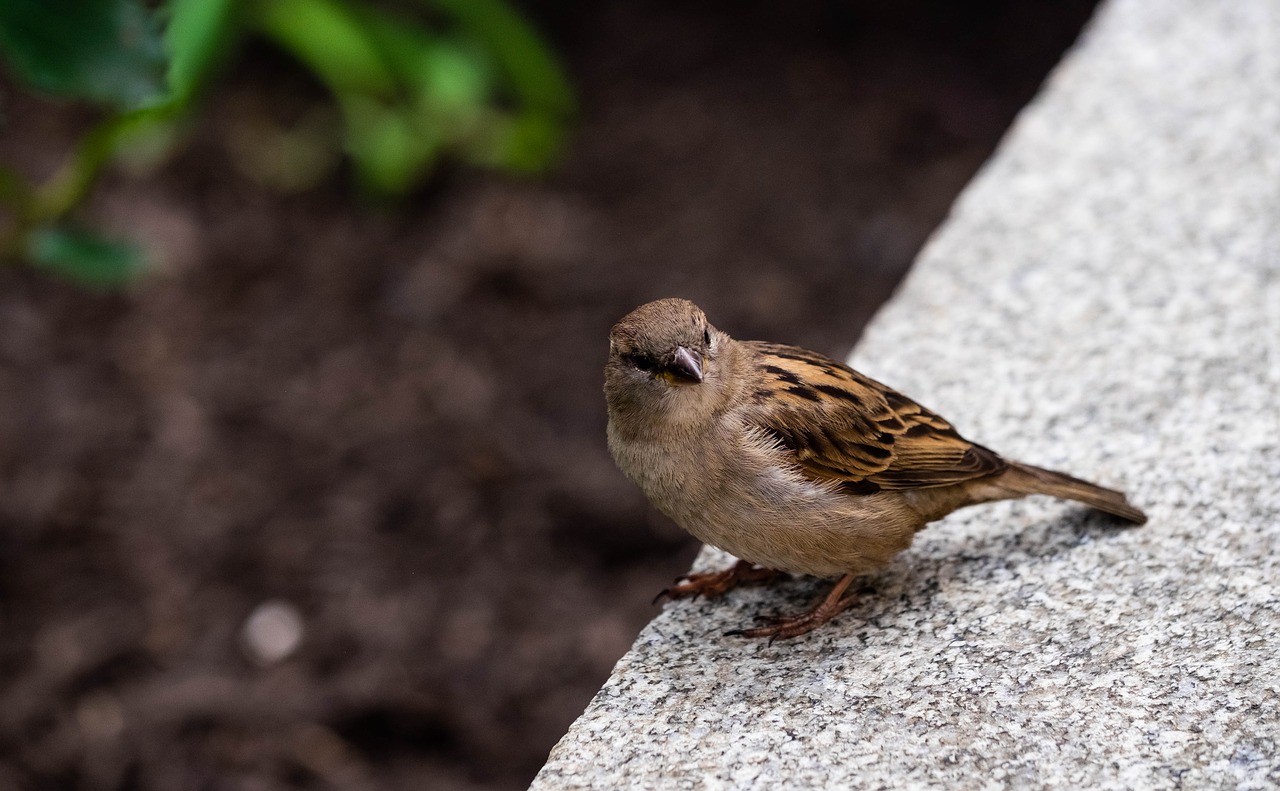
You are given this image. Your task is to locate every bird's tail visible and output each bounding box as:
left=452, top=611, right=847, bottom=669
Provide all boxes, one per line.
left=1000, top=461, right=1147, bottom=525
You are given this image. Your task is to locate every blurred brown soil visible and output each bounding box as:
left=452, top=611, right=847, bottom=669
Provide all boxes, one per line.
left=0, top=2, right=1096, bottom=789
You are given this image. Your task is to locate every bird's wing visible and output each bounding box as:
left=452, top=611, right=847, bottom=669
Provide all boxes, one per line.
left=743, top=342, right=1005, bottom=494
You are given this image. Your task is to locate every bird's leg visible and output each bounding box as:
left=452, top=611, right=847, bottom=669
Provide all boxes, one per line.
left=653, top=559, right=785, bottom=604
left=726, top=573, right=857, bottom=641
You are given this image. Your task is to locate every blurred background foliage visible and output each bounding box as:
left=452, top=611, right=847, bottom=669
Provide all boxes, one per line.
left=0, top=0, right=574, bottom=287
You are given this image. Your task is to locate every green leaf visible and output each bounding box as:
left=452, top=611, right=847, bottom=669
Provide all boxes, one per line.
left=26, top=225, right=145, bottom=287
left=0, top=0, right=168, bottom=109
left=249, top=0, right=397, bottom=99
left=354, top=6, right=490, bottom=116
left=340, top=95, right=442, bottom=194
left=426, top=0, right=574, bottom=117
left=164, top=0, right=238, bottom=104
left=28, top=104, right=178, bottom=224
left=248, top=0, right=575, bottom=192
left=474, top=111, right=562, bottom=173
left=416, top=42, right=490, bottom=117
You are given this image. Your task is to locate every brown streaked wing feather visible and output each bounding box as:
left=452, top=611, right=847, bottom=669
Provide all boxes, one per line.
left=744, top=342, right=1006, bottom=492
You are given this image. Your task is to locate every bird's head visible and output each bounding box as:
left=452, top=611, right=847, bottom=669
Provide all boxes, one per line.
left=604, top=298, right=731, bottom=432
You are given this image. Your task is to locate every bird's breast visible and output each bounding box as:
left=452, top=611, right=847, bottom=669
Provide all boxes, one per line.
left=606, top=419, right=722, bottom=512
left=609, top=417, right=921, bottom=577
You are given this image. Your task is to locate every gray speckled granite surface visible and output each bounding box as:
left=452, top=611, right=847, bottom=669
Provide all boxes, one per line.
left=532, top=0, right=1280, bottom=787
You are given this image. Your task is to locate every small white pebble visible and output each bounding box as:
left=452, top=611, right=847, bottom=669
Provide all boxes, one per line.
left=242, top=600, right=304, bottom=665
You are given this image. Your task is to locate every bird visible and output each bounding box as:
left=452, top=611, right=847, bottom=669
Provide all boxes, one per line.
left=603, top=298, right=1147, bottom=641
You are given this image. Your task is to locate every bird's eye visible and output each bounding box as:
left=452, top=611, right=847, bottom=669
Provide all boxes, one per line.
left=703, top=329, right=711, bottom=346
left=624, top=352, right=657, bottom=372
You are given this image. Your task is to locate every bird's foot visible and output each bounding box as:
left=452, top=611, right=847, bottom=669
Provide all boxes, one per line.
left=725, top=573, right=857, bottom=642
left=653, top=560, right=783, bottom=604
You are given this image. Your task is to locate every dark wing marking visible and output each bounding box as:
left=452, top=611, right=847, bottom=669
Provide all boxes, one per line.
left=745, top=342, right=1005, bottom=493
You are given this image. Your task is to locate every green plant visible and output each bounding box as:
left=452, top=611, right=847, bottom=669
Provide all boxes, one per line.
left=0, top=0, right=575, bottom=287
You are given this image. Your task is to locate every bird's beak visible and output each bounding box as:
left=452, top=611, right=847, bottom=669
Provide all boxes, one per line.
left=661, top=346, right=704, bottom=385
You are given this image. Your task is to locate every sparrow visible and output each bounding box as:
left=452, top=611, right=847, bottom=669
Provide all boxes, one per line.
left=604, top=298, right=1147, bottom=641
